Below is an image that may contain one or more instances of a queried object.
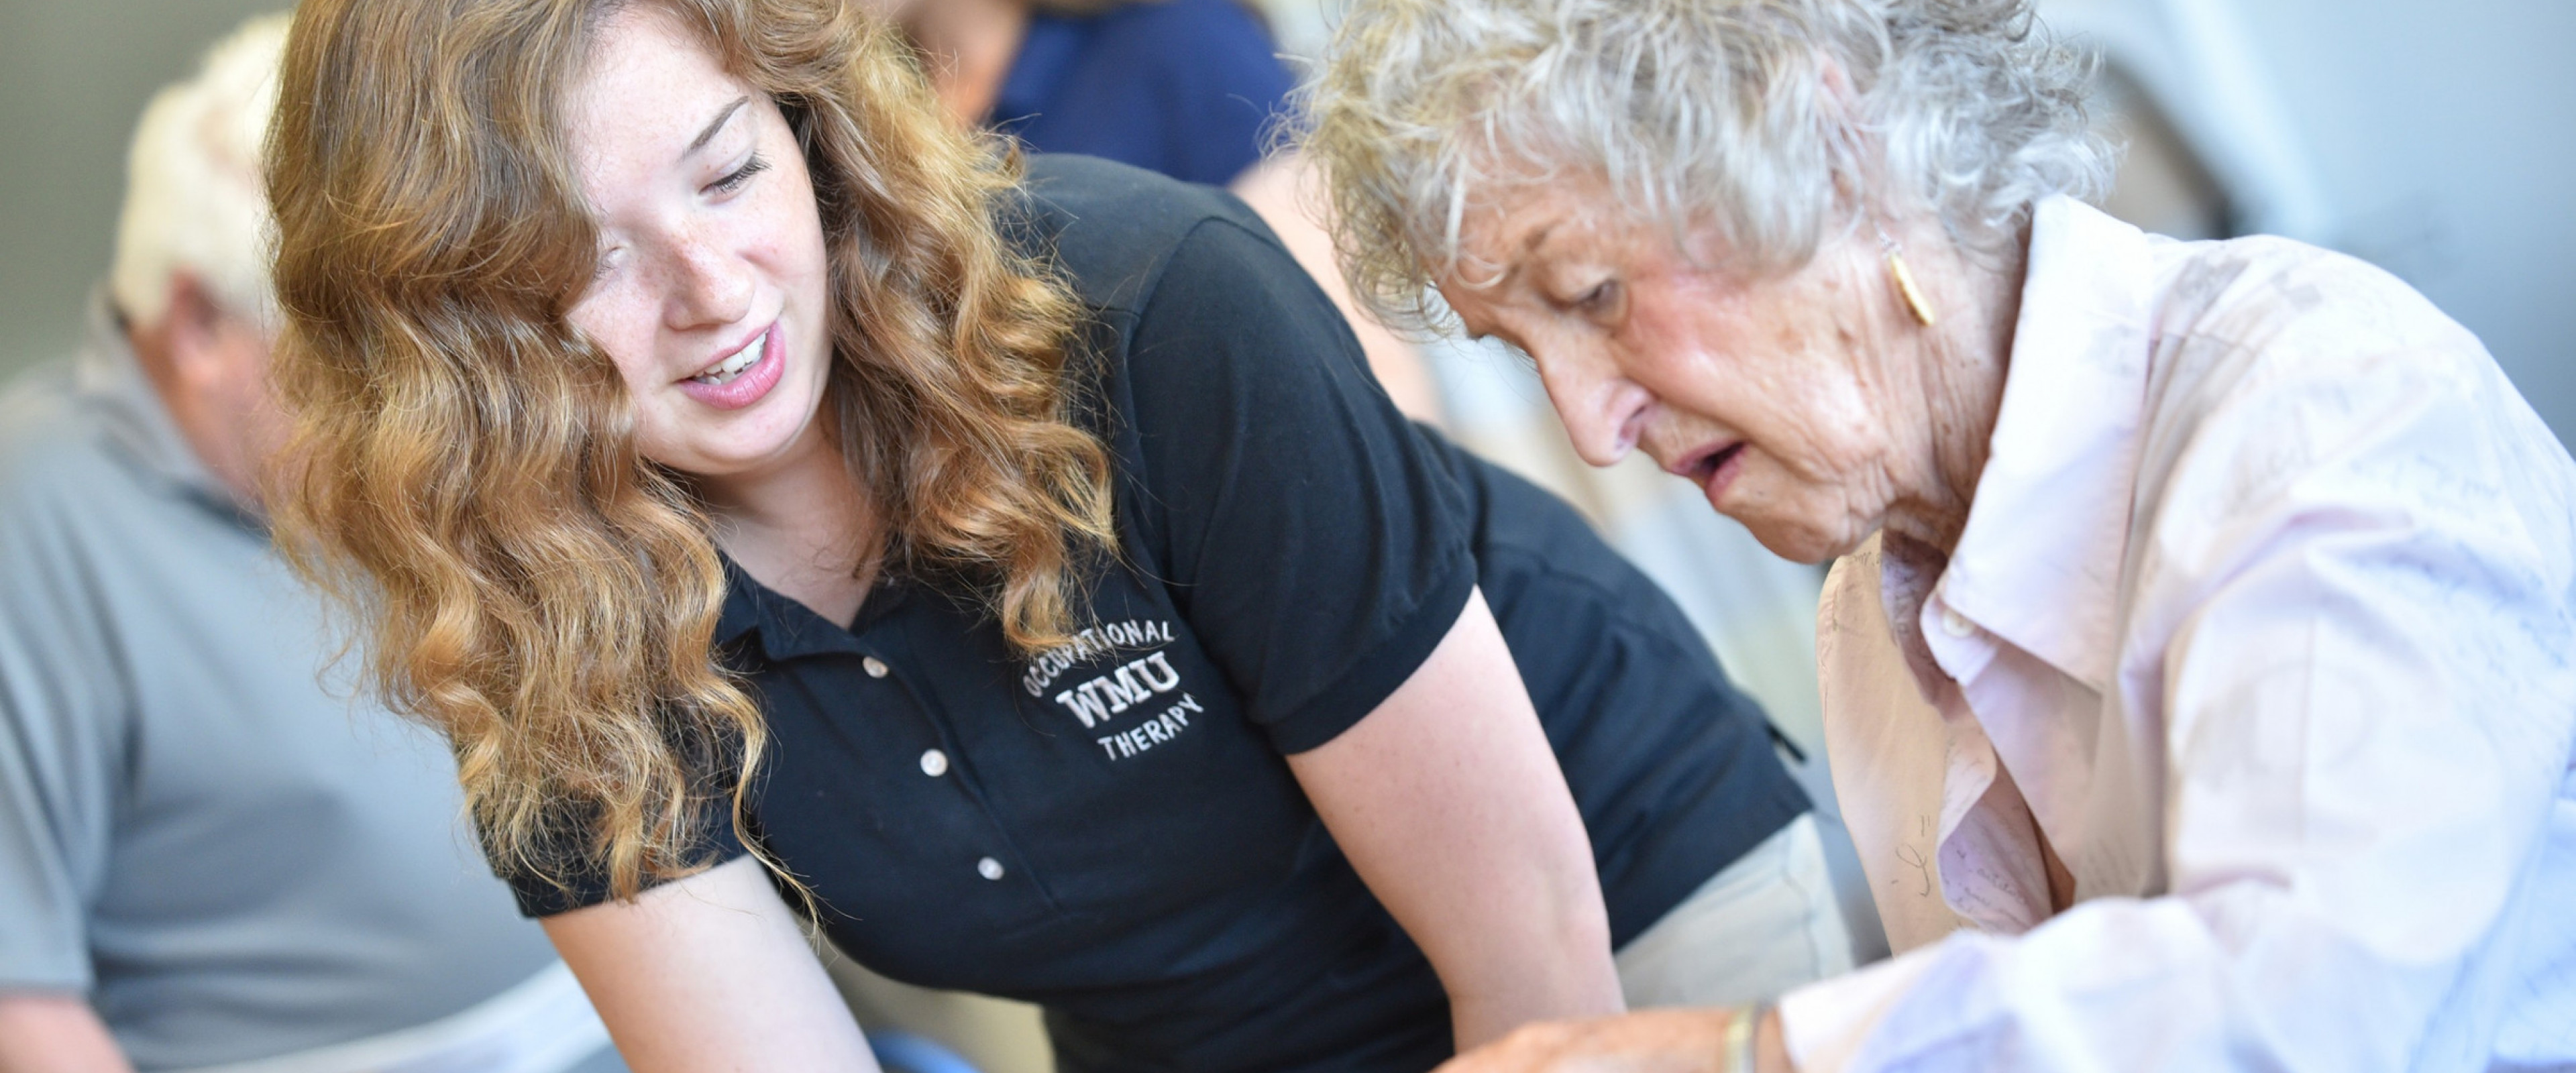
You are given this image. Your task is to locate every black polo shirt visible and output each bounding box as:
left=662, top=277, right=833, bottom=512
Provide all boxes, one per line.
left=505, top=155, right=1807, bottom=1073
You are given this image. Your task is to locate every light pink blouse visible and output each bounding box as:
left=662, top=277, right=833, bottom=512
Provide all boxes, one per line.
left=1779, top=197, right=2576, bottom=1071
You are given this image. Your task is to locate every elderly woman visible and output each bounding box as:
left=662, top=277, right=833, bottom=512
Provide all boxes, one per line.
left=1304, top=0, right=2576, bottom=1069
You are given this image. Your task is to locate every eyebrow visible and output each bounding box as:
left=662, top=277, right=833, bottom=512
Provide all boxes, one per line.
left=686, top=97, right=751, bottom=157
left=1489, top=219, right=1559, bottom=289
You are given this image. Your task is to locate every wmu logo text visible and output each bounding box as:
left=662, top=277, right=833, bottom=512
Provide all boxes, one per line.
left=1024, top=620, right=1203, bottom=761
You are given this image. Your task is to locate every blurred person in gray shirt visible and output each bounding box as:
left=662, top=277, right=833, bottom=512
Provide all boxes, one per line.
left=0, top=16, right=624, bottom=1073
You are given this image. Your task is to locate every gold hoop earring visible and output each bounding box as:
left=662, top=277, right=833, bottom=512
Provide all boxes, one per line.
left=1877, top=227, right=1937, bottom=328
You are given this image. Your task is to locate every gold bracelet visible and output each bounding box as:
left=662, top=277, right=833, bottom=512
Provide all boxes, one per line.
left=1721, top=1001, right=1770, bottom=1073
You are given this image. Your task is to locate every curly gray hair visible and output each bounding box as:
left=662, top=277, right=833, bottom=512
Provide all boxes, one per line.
left=1297, top=0, right=2114, bottom=329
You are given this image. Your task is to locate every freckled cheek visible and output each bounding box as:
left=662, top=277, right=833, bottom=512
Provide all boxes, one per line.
left=1617, top=305, right=1731, bottom=402
left=1756, top=307, right=1811, bottom=358
left=1751, top=396, right=1854, bottom=492
left=570, top=298, right=664, bottom=404
left=766, top=170, right=830, bottom=267
left=1806, top=384, right=1884, bottom=473
left=598, top=323, right=649, bottom=384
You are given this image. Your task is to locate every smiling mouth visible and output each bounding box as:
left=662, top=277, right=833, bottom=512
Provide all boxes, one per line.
left=690, top=331, right=766, bottom=386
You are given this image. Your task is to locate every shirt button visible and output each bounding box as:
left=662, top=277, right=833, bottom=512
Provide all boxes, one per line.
left=919, top=749, right=949, bottom=777
left=862, top=656, right=890, bottom=678
left=976, top=856, right=1006, bottom=881
left=1939, top=607, right=1976, bottom=638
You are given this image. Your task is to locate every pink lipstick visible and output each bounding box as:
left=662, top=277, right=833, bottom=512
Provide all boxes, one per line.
left=677, top=324, right=784, bottom=410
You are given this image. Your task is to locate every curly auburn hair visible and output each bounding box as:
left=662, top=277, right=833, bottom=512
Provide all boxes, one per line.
left=266, top=0, right=1114, bottom=900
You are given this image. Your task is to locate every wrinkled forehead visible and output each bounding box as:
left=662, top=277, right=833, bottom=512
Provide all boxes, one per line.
left=1438, top=176, right=1601, bottom=284
left=1438, top=173, right=1699, bottom=292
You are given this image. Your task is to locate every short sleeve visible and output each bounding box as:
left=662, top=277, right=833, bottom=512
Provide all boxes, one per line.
left=0, top=486, right=125, bottom=991
left=1120, top=216, right=1477, bottom=753
left=492, top=719, right=753, bottom=918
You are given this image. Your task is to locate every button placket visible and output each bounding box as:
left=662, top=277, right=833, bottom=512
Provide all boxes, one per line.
left=857, top=642, right=1046, bottom=904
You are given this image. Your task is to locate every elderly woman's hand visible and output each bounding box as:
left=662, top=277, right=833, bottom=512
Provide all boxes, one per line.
left=1436, top=1007, right=1790, bottom=1073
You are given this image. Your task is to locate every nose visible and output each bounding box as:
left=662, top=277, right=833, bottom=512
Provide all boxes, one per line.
left=1532, top=345, right=1652, bottom=467
left=657, top=225, right=754, bottom=331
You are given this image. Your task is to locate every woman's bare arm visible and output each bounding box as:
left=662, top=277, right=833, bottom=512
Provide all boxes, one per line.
left=1287, top=587, right=1624, bottom=1050
left=542, top=856, right=880, bottom=1073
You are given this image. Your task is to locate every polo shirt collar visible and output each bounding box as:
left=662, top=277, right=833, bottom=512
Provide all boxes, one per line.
left=714, top=556, right=892, bottom=663
left=74, top=287, right=256, bottom=528
left=714, top=559, right=765, bottom=649
left=1935, top=196, right=2158, bottom=692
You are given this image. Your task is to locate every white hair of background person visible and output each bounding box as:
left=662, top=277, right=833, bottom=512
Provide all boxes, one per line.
left=1298, top=0, right=2118, bottom=331
left=108, top=13, right=288, bottom=332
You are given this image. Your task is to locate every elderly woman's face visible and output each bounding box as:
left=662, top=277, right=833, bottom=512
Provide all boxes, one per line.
left=1440, top=186, right=1905, bottom=563
left=565, top=6, right=835, bottom=486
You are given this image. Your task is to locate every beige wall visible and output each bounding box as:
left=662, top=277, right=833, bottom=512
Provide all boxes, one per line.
left=0, top=1, right=290, bottom=371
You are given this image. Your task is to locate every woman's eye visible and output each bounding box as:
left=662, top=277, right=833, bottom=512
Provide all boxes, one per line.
left=710, top=153, right=771, bottom=195
left=1572, top=280, right=1622, bottom=318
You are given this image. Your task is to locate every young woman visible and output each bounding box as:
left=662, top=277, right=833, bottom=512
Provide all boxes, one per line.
left=262, top=1, right=1841, bottom=1070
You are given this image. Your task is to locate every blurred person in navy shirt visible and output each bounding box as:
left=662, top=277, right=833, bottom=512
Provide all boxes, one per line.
left=882, top=0, right=1446, bottom=421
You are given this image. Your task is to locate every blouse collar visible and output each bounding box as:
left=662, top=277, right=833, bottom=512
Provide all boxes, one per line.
left=1934, top=196, right=2162, bottom=692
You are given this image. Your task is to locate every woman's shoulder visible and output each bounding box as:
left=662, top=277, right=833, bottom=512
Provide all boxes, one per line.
left=1008, top=153, right=1279, bottom=315
left=2135, top=231, right=2501, bottom=458
left=2138, top=231, right=2545, bottom=456
left=2131, top=229, right=2576, bottom=595
left=2143, top=232, right=2475, bottom=375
